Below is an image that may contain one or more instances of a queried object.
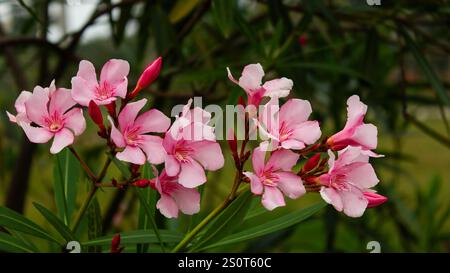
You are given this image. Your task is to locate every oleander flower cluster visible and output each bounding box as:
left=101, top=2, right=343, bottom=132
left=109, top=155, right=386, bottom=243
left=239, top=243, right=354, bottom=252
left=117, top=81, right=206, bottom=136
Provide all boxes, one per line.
left=7, top=58, right=387, bottom=219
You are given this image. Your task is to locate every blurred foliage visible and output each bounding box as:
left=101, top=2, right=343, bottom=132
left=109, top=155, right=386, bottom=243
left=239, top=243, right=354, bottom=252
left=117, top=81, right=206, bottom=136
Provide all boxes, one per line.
left=0, top=0, right=449, bottom=252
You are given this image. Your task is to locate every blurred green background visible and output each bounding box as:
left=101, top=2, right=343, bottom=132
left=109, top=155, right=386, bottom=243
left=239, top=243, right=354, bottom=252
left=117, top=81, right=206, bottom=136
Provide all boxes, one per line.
left=0, top=0, right=449, bottom=252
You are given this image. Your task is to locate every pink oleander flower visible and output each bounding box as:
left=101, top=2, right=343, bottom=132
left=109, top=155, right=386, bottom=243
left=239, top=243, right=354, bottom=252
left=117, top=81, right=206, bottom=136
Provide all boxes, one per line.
left=227, top=63, right=293, bottom=107
left=14, top=82, right=86, bottom=154
left=163, top=99, right=224, bottom=188
left=109, top=98, right=170, bottom=165
left=244, top=147, right=305, bottom=211
left=258, top=98, right=321, bottom=151
left=318, top=146, right=381, bottom=217
left=71, top=59, right=130, bottom=106
left=327, top=95, right=378, bottom=151
left=364, top=192, right=388, bottom=208
left=150, top=168, right=200, bottom=219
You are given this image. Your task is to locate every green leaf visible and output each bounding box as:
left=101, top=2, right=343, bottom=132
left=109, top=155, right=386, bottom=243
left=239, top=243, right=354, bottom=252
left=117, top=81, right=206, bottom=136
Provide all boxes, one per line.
left=53, top=148, right=80, bottom=226
left=87, top=197, right=102, bottom=253
left=198, top=202, right=326, bottom=251
left=399, top=25, right=450, bottom=106
left=135, top=188, right=166, bottom=252
left=0, top=232, right=35, bottom=253
left=169, top=0, right=201, bottom=23
left=110, top=154, right=131, bottom=178
left=82, top=230, right=183, bottom=246
left=0, top=206, right=60, bottom=244
left=191, top=190, right=253, bottom=251
left=211, top=0, right=237, bottom=38
left=151, top=5, right=176, bottom=55
left=33, top=202, right=77, bottom=243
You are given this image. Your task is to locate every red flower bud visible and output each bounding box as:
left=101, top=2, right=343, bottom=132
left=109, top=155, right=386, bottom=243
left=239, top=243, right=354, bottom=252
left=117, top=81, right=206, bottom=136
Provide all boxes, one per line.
left=302, top=153, right=321, bottom=173
left=238, top=96, right=246, bottom=108
left=364, top=192, right=388, bottom=208
left=110, top=233, right=124, bottom=253
left=299, top=35, right=308, bottom=46
left=129, top=57, right=162, bottom=99
left=88, top=100, right=104, bottom=129
left=132, top=179, right=150, bottom=188
left=105, top=101, right=116, bottom=118
left=227, top=128, right=238, bottom=154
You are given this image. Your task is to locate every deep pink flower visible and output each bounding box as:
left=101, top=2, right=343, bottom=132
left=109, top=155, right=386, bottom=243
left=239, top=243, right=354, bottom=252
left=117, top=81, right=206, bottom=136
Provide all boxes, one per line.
left=109, top=98, right=170, bottom=165
left=318, top=146, right=380, bottom=217
left=364, top=192, right=388, bottom=208
left=327, top=95, right=378, bottom=151
left=244, top=147, right=305, bottom=211
left=258, top=98, right=321, bottom=151
left=150, top=168, right=200, bottom=219
left=71, top=59, right=130, bottom=106
left=162, top=99, right=224, bottom=188
left=227, top=63, right=293, bottom=107
left=14, top=82, right=86, bottom=154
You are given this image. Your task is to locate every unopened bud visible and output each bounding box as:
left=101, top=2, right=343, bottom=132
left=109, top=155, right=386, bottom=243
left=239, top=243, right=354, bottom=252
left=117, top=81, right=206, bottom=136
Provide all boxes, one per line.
left=364, top=192, right=388, bottom=208
left=132, top=179, right=150, bottom=188
left=129, top=57, right=162, bottom=99
left=302, top=153, right=321, bottom=173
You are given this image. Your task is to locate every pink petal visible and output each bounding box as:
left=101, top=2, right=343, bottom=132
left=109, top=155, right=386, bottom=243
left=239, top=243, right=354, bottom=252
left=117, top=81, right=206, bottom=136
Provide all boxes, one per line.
left=172, top=187, right=200, bottom=215
left=63, top=108, right=86, bottom=136
left=186, top=107, right=211, bottom=124
left=156, top=194, right=179, bottom=218
left=49, top=88, right=76, bottom=115
left=252, top=147, right=266, bottom=174
left=258, top=97, right=279, bottom=137
left=279, top=99, right=312, bottom=126
left=180, top=122, right=216, bottom=142
left=341, top=188, right=368, bottom=217
left=345, top=162, right=379, bottom=189
left=118, top=98, right=147, bottom=130
left=261, top=186, right=285, bottom=211
left=276, top=171, right=305, bottom=199
left=344, top=95, right=367, bottom=130
left=108, top=117, right=126, bottom=148
left=280, top=139, right=306, bottom=150
left=165, top=154, right=181, bottom=176
left=6, top=111, right=17, bottom=123
left=335, top=146, right=369, bottom=168
left=320, top=187, right=343, bottom=212
left=138, top=135, right=166, bottom=164
left=14, top=91, right=32, bottom=113
left=239, top=63, right=264, bottom=91
left=134, top=109, right=171, bottom=134
left=24, top=87, right=49, bottom=127
left=351, top=123, right=378, bottom=150
left=21, top=123, right=53, bottom=143
left=262, top=77, right=293, bottom=98
left=116, top=146, right=146, bottom=165
left=71, top=77, right=96, bottom=106
left=99, top=59, right=130, bottom=85
left=291, top=120, right=321, bottom=145
left=243, top=172, right=263, bottom=195
left=76, top=60, right=97, bottom=82
left=266, top=149, right=299, bottom=172
left=178, top=160, right=206, bottom=188
left=226, top=67, right=239, bottom=85
left=189, top=141, right=224, bottom=171
left=112, top=78, right=128, bottom=99
left=50, top=128, right=74, bottom=154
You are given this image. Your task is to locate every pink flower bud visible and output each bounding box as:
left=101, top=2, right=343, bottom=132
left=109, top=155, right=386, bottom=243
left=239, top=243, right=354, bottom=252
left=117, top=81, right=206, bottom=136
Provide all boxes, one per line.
left=364, top=192, right=388, bottom=208
left=88, top=100, right=104, bottom=129
left=129, top=57, right=162, bottom=99
left=302, top=153, right=321, bottom=173
left=131, top=179, right=150, bottom=188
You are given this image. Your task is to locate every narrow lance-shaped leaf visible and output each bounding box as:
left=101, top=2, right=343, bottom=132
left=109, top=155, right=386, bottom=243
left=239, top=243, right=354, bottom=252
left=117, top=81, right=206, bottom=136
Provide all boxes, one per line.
left=198, top=202, right=326, bottom=251
left=0, top=232, right=35, bottom=253
left=82, top=229, right=184, bottom=247
left=33, top=202, right=77, bottom=243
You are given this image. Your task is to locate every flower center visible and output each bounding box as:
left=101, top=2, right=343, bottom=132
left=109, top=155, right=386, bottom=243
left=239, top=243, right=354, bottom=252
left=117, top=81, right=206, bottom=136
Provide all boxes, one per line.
left=330, top=173, right=350, bottom=191
left=279, top=121, right=292, bottom=142
left=45, top=112, right=64, bottom=132
left=96, top=81, right=115, bottom=100
left=125, top=126, right=142, bottom=146
left=261, top=172, right=279, bottom=187
left=174, top=144, right=193, bottom=162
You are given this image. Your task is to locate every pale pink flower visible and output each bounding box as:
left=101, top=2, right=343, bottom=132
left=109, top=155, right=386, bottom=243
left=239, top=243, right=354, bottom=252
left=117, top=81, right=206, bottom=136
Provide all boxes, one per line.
left=150, top=168, right=200, bottom=219
left=244, top=147, right=305, bottom=211
left=318, top=146, right=380, bottom=217
left=71, top=59, right=130, bottom=106
left=163, top=99, right=224, bottom=188
left=327, top=95, right=378, bottom=151
left=109, top=98, right=170, bottom=165
left=258, top=98, right=321, bottom=151
left=17, top=83, right=86, bottom=154
left=227, top=63, right=293, bottom=107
